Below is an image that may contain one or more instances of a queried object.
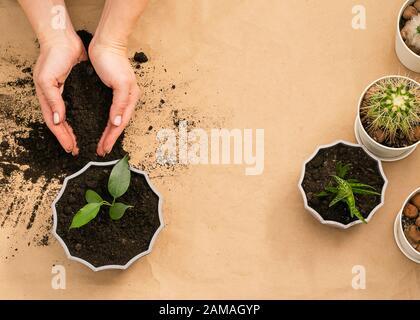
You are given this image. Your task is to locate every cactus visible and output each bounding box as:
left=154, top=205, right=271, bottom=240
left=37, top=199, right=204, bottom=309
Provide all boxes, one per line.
left=361, top=77, right=420, bottom=145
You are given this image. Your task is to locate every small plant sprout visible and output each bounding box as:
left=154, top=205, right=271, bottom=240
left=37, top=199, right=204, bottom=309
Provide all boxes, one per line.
left=317, top=162, right=380, bottom=223
left=361, top=77, right=420, bottom=144
left=70, top=155, right=133, bottom=229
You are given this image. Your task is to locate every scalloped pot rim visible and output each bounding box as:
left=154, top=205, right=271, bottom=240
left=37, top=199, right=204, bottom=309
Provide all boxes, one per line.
left=51, top=160, right=164, bottom=272
left=298, top=140, right=388, bottom=229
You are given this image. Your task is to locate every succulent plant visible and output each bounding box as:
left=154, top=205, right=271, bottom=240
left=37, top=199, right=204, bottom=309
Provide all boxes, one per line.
left=361, top=77, right=420, bottom=145
left=317, top=162, right=380, bottom=223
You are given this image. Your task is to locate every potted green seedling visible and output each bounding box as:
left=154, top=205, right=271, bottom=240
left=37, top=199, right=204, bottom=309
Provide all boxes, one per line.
left=52, top=156, right=164, bottom=271
left=355, top=76, right=420, bottom=161
left=394, top=187, right=420, bottom=263
left=299, top=141, right=387, bottom=229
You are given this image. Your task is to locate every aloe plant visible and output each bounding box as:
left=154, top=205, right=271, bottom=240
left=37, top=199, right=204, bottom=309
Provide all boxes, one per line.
left=317, top=162, right=380, bottom=223
left=70, top=155, right=133, bottom=229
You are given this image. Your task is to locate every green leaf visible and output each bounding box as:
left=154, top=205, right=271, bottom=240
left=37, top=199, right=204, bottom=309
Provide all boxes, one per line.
left=329, top=176, right=353, bottom=207
left=85, top=189, right=103, bottom=203
left=347, top=179, right=360, bottom=184
left=325, top=186, right=338, bottom=193
left=108, top=155, right=131, bottom=199
left=109, top=202, right=133, bottom=220
left=69, top=203, right=102, bottom=229
left=352, top=188, right=381, bottom=196
left=344, top=193, right=367, bottom=223
left=317, top=191, right=330, bottom=197
left=347, top=201, right=367, bottom=223
left=329, top=193, right=348, bottom=207
left=336, top=162, right=351, bottom=179
left=348, top=182, right=376, bottom=190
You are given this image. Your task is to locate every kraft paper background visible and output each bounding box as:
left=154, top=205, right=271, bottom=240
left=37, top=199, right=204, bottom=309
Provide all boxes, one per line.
left=0, top=0, right=419, bottom=299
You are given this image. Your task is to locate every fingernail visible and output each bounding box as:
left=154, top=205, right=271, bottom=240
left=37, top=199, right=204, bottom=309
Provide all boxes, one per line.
left=113, top=115, right=122, bottom=127
left=53, top=112, right=60, bottom=125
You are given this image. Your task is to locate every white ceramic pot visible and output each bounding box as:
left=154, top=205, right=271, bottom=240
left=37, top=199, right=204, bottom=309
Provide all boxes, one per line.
left=52, top=160, right=164, bottom=272
left=354, top=75, right=420, bottom=162
left=394, top=187, right=420, bottom=264
left=298, top=141, right=388, bottom=229
left=395, top=0, right=420, bottom=72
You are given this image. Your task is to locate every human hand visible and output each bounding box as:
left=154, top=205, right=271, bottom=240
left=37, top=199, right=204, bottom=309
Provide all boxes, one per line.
left=34, top=32, right=87, bottom=155
left=89, top=40, right=140, bottom=156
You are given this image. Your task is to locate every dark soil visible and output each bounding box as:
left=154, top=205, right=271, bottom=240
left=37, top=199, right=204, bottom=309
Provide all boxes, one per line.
left=55, top=165, right=161, bottom=267
left=133, top=52, right=149, bottom=64
left=301, top=143, right=385, bottom=225
left=0, top=30, right=126, bottom=182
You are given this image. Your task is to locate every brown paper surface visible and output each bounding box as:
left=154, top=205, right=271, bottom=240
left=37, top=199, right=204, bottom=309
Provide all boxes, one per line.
left=0, top=0, right=419, bottom=299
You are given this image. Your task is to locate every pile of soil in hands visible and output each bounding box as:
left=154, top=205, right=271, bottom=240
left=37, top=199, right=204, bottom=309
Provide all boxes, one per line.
left=402, top=192, right=420, bottom=252
left=55, top=165, right=161, bottom=267
left=0, top=30, right=125, bottom=183
left=301, top=143, right=385, bottom=225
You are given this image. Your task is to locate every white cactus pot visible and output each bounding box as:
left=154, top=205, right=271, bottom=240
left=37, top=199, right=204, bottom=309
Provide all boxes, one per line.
left=298, top=141, right=388, bottom=229
left=354, top=75, right=420, bottom=161
left=395, top=0, right=420, bottom=72
left=51, top=160, right=164, bottom=272
left=394, top=187, right=420, bottom=264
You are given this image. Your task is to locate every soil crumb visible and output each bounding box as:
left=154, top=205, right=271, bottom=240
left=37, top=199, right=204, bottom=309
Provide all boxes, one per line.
left=133, top=51, right=149, bottom=64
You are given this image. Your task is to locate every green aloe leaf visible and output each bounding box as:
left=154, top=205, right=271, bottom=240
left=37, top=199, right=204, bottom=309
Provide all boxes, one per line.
left=108, top=155, right=131, bottom=199
left=317, top=191, right=330, bottom=197
left=69, top=203, right=102, bottom=229
left=325, top=186, right=338, bottom=193
left=109, top=202, right=133, bottom=221
left=347, top=179, right=360, bottom=184
left=329, top=176, right=352, bottom=207
left=348, top=182, right=377, bottom=190
left=85, top=189, right=103, bottom=203
left=336, top=162, right=351, bottom=179
left=348, top=202, right=367, bottom=223
left=352, top=188, right=381, bottom=196
left=329, top=193, right=348, bottom=207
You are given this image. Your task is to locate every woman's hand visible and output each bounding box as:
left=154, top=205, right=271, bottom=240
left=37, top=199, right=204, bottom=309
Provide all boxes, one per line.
left=89, top=40, right=140, bottom=156
left=34, top=32, right=87, bottom=155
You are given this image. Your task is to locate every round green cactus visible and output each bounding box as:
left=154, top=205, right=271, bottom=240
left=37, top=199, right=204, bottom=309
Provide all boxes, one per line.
left=361, top=77, right=420, bottom=145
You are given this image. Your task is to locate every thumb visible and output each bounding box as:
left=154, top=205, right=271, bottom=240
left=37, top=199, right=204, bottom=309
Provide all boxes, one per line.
left=109, top=83, right=130, bottom=127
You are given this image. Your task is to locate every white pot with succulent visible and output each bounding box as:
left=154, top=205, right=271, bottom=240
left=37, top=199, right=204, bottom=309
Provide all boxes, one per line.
left=396, top=0, right=420, bottom=72
left=354, top=75, right=420, bottom=161
left=394, top=188, right=420, bottom=263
